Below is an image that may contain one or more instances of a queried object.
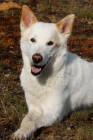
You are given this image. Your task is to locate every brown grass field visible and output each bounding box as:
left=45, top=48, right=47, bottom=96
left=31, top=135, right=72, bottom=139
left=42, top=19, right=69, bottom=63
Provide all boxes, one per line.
left=0, top=0, right=93, bottom=140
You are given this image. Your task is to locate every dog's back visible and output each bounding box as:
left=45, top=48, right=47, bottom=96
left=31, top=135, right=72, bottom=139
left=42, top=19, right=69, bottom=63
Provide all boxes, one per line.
left=66, top=52, right=93, bottom=109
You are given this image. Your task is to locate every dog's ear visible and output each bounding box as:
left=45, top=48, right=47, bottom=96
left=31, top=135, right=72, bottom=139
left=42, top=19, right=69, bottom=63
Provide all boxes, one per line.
left=56, top=14, right=75, bottom=38
left=21, top=5, right=38, bottom=31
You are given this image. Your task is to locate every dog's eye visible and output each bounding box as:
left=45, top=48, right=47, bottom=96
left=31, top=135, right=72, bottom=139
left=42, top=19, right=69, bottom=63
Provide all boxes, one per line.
left=31, top=38, right=36, bottom=43
left=47, top=41, right=54, bottom=46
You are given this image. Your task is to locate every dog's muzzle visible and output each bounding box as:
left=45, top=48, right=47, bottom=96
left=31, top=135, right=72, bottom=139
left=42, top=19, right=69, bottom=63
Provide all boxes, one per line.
left=31, top=53, right=49, bottom=76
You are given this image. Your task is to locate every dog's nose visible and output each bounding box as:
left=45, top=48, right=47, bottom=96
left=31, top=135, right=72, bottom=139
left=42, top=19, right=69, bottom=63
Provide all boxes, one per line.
left=32, top=53, right=43, bottom=63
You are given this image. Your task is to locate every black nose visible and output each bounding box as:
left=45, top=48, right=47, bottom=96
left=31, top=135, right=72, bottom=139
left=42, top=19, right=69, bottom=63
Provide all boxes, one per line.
left=32, top=53, right=43, bottom=63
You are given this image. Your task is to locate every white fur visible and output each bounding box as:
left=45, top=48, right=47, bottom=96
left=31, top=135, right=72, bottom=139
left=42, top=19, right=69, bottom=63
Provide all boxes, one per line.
left=12, top=6, right=93, bottom=140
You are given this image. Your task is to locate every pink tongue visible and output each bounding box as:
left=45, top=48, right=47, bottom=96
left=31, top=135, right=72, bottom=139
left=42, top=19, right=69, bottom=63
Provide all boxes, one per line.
left=31, top=66, right=41, bottom=74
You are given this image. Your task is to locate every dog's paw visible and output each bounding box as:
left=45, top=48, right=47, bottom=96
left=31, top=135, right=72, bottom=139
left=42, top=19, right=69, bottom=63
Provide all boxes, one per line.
left=12, top=128, right=31, bottom=140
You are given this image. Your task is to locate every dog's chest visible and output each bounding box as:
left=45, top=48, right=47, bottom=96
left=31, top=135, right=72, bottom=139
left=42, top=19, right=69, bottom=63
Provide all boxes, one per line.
left=21, top=70, right=65, bottom=99
left=25, top=76, right=57, bottom=96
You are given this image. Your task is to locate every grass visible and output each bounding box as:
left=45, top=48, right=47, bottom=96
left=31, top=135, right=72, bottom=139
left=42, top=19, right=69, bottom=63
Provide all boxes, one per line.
left=70, top=108, right=93, bottom=121
left=77, top=11, right=93, bottom=20
left=3, top=10, right=14, bottom=17
left=0, top=61, right=9, bottom=71
left=69, top=108, right=93, bottom=140
left=0, top=0, right=93, bottom=139
left=16, top=0, right=93, bottom=22
left=19, top=0, right=30, bottom=4
left=1, top=93, right=27, bottom=129
left=0, top=40, right=4, bottom=46
left=76, top=125, right=93, bottom=140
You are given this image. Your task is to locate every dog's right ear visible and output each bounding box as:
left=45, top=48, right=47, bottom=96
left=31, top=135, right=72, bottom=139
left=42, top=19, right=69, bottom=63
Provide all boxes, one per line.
left=20, top=5, right=38, bottom=31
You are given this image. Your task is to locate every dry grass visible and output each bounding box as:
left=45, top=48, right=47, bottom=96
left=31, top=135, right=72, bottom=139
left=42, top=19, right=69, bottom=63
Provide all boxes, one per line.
left=76, top=125, right=93, bottom=140
left=0, top=0, right=93, bottom=140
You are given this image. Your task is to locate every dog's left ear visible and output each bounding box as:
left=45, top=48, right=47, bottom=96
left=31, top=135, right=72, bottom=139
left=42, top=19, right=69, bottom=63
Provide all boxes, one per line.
left=56, top=14, right=75, bottom=38
left=21, top=5, right=38, bottom=31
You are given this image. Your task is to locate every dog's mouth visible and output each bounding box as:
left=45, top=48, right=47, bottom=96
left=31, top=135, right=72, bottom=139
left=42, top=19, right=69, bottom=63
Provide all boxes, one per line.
left=31, top=63, right=47, bottom=76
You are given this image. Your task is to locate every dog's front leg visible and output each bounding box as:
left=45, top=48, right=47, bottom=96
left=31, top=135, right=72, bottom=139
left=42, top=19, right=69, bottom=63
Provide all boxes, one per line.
left=12, top=106, right=43, bottom=140
left=12, top=113, right=35, bottom=140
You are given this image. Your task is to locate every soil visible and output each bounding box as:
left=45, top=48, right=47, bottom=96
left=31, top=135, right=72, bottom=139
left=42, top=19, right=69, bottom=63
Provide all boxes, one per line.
left=0, top=1, right=93, bottom=140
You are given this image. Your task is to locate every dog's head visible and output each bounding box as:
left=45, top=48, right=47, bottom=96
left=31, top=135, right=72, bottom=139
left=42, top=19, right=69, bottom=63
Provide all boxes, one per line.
left=20, top=5, right=75, bottom=76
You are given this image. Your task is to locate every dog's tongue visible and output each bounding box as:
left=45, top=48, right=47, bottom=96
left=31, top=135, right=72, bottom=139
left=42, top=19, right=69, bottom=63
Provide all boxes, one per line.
left=31, top=65, right=41, bottom=74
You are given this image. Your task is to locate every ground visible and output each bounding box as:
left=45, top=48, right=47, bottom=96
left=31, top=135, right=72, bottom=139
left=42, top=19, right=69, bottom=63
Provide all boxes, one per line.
left=0, top=0, right=93, bottom=140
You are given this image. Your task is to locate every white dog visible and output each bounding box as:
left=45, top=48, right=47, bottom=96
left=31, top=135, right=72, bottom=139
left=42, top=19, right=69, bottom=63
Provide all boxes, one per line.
left=12, top=5, right=93, bottom=140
